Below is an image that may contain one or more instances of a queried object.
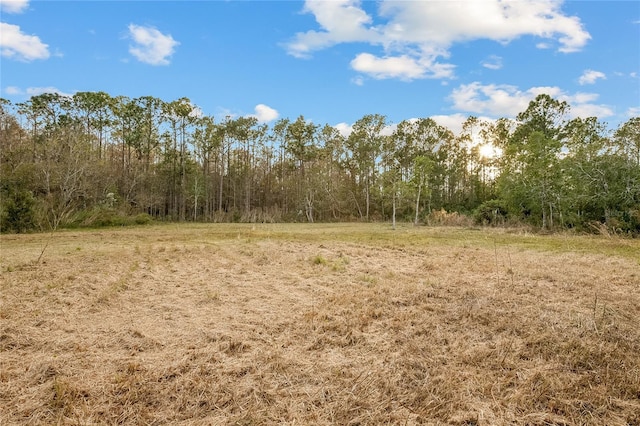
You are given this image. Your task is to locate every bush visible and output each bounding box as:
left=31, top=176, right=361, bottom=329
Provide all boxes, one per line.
left=66, top=207, right=153, bottom=229
left=425, top=208, right=473, bottom=227
left=0, top=189, right=37, bottom=233
left=134, top=213, right=153, bottom=225
left=474, top=200, right=509, bottom=226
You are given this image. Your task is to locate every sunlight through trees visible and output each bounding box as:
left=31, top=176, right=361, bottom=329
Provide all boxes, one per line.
left=1, top=93, right=638, bottom=233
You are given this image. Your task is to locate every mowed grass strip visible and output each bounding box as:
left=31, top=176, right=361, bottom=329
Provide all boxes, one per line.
left=1, top=224, right=639, bottom=425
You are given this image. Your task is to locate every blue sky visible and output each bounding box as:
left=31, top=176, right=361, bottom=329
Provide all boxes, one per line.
left=1, top=0, right=638, bottom=134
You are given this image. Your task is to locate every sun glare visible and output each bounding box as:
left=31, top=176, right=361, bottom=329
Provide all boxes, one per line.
left=479, top=144, right=495, bottom=159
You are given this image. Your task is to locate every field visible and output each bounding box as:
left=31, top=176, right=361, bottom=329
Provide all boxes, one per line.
left=1, top=223, right=639, bottom=425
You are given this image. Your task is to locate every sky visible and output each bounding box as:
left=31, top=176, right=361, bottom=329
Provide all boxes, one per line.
left=1, top=0, right=639, bottom=134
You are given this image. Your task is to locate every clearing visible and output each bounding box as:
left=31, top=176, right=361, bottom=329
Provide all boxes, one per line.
left=1, top=224, right=639, bottom=425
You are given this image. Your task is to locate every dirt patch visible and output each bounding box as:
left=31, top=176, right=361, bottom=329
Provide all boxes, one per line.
left=1, top=224, right=639, bottom=425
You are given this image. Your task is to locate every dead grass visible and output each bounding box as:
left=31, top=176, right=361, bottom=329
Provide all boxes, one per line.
left=1, top=223, right=639, bottom=425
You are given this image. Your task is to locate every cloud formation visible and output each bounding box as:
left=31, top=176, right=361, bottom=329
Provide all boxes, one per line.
left=0, top=22, right=49, bottom=61
left=626, top=107, right=640, bottom=117
left=4, top=86, right=21, bottom=95
left=481, top=55, right=503, bottom=70
left=251, top=104, right=279, bottom=123
left=285, top=0, right=590, bottom=81
left=578, top=69, right=606, bottom=85
left=5, top=86, right=73, bottom=97
left=128, top=24, right=179, bottom=66
left=449, top=81, right=613, bottom=119
left=25, top=86, right=74, bottom=97
left=0, top=0, right=29, bottom=14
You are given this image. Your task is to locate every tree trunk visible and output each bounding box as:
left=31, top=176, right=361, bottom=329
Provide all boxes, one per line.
left=365, top=178, right=370, bottom=221
left=414, top=182, right=422, bottom=225
left=305, top=192, right=314, bottom=223
left=392, top=191, right=396, bottom=230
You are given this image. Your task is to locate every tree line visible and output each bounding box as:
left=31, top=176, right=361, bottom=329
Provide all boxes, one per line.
left=1, top=92, right=639, bottom=234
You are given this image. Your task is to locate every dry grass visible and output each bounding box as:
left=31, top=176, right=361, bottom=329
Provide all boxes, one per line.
left=1, top=223, right=639, bottom=425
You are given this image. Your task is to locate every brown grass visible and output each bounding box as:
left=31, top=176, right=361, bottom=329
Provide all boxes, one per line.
left=1, top=223, right=639, bottom=425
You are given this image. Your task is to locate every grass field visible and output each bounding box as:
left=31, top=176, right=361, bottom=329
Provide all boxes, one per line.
left=1, top=223, right=639, bottom=425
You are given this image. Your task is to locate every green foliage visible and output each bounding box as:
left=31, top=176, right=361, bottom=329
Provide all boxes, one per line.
left=0, top=188, right=37, bottom=233
left=311, top=254, right=328, bottom=265
left=134, top=213, right=153, bottom=225
left=0, top=91, right=638, bottom=234
left=65, top=206, right=153, bottom=229
left=474, top=200, right=509, bottom=226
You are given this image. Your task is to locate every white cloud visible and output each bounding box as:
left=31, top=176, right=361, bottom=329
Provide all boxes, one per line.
left=250, top=104, right=279, bottom=123
left=4, top=86, right=22, bottom=95
left=189, top=106, right=204, bottom=119
left=429, top=114, right=499, bottom=137
left=333, top=121, right=395, bottom=138
left=430, top=114, right=472, bottom=136
left=3, top=86, right=74, bottom=99
left=285, top=0, right=379, bottom=59
left=334, top=122, right=353, bottom=137
left=285, top=0, right=590, bottom=81
left=626, top=107, right=640, bottom=117
left=25, top=86, right=74, bottom=97
left=351, top=53, right=427, bottom=80
left=450, top=82, right=528, bottom=117
left=128, top=24, right=179, bottom=66
left=0, top=22, right=49, bottom=61
left=481, top=55, right=503, bottom=70
left=380, top=123, right=396, bottom=137
left=351, top=75, right=364, bottom=86
left=449, top=81, right=614, bottom=119
left=350, top=52, right=455, bottom=80
left=578, top=69, right=606, bottom=85
left=0, top=0, right=29, bottom=14
left=214, top=107, right=238, bottom=121
left=570, top=102, right=615, bottom=119
left=377, top=0, right=590, bottom=52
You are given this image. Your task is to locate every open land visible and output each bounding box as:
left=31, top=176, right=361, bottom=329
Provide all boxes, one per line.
left=1, top=224, right=639, bottom=425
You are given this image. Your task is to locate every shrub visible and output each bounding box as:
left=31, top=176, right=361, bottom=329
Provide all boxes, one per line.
left=67, top=207, right=153, bottom=229
left=426, top=208, right=473, bottom=227
left=474, top=200, right=509, bottom=226
left=134, top=213, right=153, bottom=225
left=0, top=189, right=37, bottom=233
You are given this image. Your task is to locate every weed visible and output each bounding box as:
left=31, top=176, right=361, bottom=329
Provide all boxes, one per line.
left=360, top=274, right=378, bottom=286
left=312, top=254, right=328, bottom=265
left=331, top=258, right=348, bottom=272
left=312, top=253, right=349, bottom=271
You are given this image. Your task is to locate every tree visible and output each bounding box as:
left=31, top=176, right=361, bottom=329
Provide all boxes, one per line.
left=135, top=96, right=164, bottom=169
left=285, top=116, right=318, bottom=221
left=347, top=114, right=387, bottom=220
left=269, top=118, right=291, bottom=214
left=499, top=95, right=569, bottom=229
left=111, top=96, right=143, bottom=180
left=163, top=98, right=199, bottom=220
left=193, top=115, right=220, bottom=220
left=318, top=124, right=348, bottom=219
left=72, top=91, right=113, bottom=159
left=614, top=117, right=640, bottom=167
left=228, top=116, right=259, bottom=215
left=1, top=90, right=637, bottom=232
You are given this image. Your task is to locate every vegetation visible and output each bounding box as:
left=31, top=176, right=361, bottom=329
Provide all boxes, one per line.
left=1, top=93, right=638, bottom=233
left=1, top=224, right=639, bottom=424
